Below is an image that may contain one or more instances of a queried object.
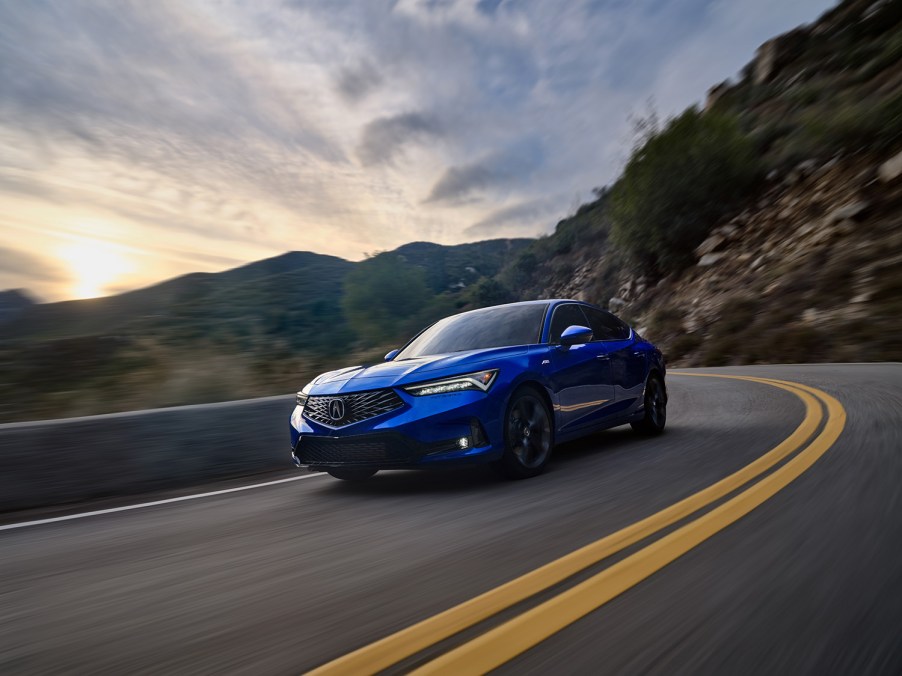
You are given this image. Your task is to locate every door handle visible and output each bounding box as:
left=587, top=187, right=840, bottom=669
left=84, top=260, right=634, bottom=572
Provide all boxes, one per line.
left=596, top=354, right=610, bottom=361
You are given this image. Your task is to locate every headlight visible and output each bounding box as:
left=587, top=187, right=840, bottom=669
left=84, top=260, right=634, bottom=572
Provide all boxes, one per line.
left=290, top=405, right=304, bottom=431
left=403, top=369, right=498, bottom=396
left=296, top=382, right=313, bottom=406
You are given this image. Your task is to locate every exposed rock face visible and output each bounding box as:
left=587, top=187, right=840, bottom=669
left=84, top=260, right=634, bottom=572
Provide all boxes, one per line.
left=753, top=40, right=779, bottom=85
left=514, top=0, right=901, bottom=366
left=705, top=81, right=730, bottom=111
left=753, top=28, right=809, bottom=84
left=533, top=152, right=902, bottom=366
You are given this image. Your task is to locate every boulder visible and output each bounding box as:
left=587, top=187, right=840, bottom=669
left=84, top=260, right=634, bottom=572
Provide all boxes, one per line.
left=826, top=201, right=868, bottom=224
left=715, top=224, right=740, bottom=239
left=697, top=252, right=726, bottom=267
left=801, top=308, right=820, bottom=323
left=878, top=149, right=902, bottom=183
left=695, top=234, right=726, bottom=257
left=609, top=297, right=628, bottom=311
left=796, top=159, right=818, bottom=176
left=816, top=157, right=839, bottom=176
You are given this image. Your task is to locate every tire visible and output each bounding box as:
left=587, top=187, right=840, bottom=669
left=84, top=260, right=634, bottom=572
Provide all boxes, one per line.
left=495, top=387, right=554, bottom=479
left=327, top=467, right=378, bottom=481
left=631, top=375, right=666, bottom=435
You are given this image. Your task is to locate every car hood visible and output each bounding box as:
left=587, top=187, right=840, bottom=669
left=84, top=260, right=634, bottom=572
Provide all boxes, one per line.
left=306, top=345, right=529, bottom=394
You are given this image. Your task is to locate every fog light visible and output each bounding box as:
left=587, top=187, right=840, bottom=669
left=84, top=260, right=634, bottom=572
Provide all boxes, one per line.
left=458, top=437, right=470, bottom=449
left=469, top=418, right=489, bottom=447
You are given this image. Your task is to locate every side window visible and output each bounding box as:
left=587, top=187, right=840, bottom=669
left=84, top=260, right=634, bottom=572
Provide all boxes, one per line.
left=548, top=304, right=590, bottom=343
left=583, top=307, right=631, bottom=341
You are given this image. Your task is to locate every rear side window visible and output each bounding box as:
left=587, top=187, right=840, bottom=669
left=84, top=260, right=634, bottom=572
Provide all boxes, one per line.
left=548, top=304, right=590, bottom=343
left=583, top=306, right=631, bottom=341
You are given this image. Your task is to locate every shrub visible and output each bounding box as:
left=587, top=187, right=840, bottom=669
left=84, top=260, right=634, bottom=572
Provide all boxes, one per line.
left=611, top=108, right=760, bottom=271
left=665, top=332, right=702, bottom=361
left=466, top=277, right=514, bottom=308
left=342, top=255, right=432, bottom=343
left=795, top=89, right=902, bottom=155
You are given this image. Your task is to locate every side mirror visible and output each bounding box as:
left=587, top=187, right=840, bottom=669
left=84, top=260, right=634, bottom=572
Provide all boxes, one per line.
left=560, top=325, right=593, bottom=348
left=384, top=349, right=400, bottom=361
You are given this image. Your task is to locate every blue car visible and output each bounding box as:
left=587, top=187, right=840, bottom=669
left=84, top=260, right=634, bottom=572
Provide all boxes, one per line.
left=290, top=300, right=666, bottom=481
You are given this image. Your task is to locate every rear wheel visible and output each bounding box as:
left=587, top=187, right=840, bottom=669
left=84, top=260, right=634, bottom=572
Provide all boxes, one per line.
left=496, top=387, right=554, bottom=479
left=631, top=375, right=666, bottom=435
left=327, top=468, right=377, bottom=481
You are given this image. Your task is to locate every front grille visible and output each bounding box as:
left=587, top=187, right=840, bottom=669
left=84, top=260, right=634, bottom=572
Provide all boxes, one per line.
left=303, top=389, right=404, bottom=428
left=296, top=434, right=415, bottom=466
left=294, top=433, right=465, bottom=467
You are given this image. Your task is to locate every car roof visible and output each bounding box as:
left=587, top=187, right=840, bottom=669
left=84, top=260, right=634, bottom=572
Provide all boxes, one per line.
left=462, top=299, right=592, bottom=308
left=430, top=299, right=607, bottom=324
left=465, top=299, right=601, bottom=311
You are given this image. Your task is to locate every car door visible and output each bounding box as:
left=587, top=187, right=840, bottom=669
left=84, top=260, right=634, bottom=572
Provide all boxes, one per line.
left=546, top=304, right=615, bottom=431
left=582, top=306, right=647, bottom=416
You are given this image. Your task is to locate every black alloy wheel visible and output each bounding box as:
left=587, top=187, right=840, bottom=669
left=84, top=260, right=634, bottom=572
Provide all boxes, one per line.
left=631, top=375, right=666, bottom=435
left=497, top=388, right=554, bottom=479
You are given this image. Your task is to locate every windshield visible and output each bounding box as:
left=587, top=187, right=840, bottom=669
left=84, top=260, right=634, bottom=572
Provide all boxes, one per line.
left=395, top=303, right=548, bottom=360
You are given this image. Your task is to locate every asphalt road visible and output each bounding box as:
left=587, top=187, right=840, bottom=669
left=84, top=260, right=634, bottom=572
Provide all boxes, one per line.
left=1, top=364, right=900, bottom=674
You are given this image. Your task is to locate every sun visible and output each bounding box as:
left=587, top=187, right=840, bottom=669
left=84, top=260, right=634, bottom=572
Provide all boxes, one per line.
left=59, top=239, right=131, bottom=300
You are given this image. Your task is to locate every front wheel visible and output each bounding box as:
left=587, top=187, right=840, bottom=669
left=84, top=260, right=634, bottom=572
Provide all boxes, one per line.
left=327, top=468, right=377, bottom=481
left=631, top=375, right=666, bottom=435
left=495, top=387, right=554, bottom=479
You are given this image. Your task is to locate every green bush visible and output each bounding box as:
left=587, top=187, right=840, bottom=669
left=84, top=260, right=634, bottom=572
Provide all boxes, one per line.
left=466, top=277, right=514, bottom=308
left=795, top=89, right=902, bottom=154
left=610, top=108, right=760, bottom=271
left=342, top=255, right=432, bottom=343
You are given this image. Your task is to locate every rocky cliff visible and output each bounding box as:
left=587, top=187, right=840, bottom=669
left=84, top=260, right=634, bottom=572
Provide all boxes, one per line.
left=504, top=0, right=902, bottom=366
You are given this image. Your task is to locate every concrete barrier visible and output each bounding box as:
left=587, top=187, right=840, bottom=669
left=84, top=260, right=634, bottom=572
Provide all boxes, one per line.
left=0, top=394, right=296, bottom=513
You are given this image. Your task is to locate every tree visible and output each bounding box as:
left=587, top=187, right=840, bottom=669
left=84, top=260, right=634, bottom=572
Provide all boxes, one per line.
left=467, top=277, right=514, bottom=308
left=611, top=108, right=760, bottom=271
left=342, top=255, right=432, bottom=343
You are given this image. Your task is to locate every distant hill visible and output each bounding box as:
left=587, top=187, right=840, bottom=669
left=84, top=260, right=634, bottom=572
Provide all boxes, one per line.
left=0, top=239, right=531, bottom=421
left=2, top=240, right=530, bottom=343
left=387, top=239, right=531, bottom=293
left=1, top=251, right=352, bottom=343
left=0, top=289, right=37, bottom=325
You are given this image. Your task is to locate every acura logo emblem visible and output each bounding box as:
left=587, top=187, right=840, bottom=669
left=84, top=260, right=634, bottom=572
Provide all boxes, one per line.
left=328, top=398, right=345, bottom=421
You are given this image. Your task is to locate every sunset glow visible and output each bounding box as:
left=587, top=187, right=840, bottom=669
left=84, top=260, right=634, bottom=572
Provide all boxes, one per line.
left=59, top=240, right=131, bottom=300
left=0, top=0, right=833, bottom=301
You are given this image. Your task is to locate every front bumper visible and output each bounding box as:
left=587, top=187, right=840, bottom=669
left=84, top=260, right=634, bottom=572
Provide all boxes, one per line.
left=289, top=387, right=505, bottom=469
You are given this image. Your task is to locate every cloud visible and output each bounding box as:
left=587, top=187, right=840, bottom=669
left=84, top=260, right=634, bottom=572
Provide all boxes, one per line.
left=0, top=0, right=837, bottom=299
left=357, top=112, right=443, bottom=165
left=426, top=139, right=544, bottom=203
left=0, top=246, right=67, bottom=283
left=464, top=196, right=566, bottom=237
left=335, top=61, right=385, bottom=103
left=476, top=0, right=505, bottom=17
left=0, top=1, right=345, bottom=208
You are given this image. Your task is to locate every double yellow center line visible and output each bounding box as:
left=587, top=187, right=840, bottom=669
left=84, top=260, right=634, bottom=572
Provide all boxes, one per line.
left=309, top=374, right=846, bottom=675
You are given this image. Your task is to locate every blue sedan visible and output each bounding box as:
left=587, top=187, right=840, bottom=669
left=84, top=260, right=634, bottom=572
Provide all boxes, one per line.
left=290, top=300, right=667, bottom=480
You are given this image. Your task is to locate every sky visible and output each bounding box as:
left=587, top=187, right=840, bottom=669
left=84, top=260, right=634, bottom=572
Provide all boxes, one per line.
left=0, top=0, right=835, bottom=302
